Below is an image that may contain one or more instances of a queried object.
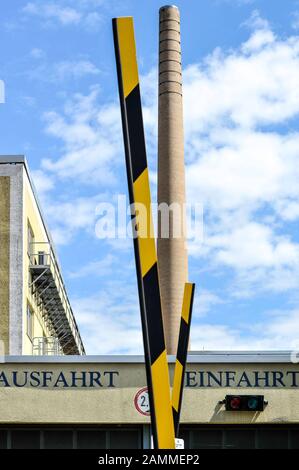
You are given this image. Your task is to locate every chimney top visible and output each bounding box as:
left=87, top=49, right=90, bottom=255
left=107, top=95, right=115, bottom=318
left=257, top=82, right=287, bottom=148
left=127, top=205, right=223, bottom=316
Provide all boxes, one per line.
left=159, top=5, right=179, bottom=11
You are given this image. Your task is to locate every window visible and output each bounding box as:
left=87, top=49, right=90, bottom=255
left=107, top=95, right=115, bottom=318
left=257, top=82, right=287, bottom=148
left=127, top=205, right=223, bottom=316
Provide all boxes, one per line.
left=0, top=426, right=143, bottom=449
left=0, top=431, right=6, bottom=449
left=44, top=431, right=73, bottom=449
left=26, top=304, right=34, bottom=340
left=257, top=429, right=288, bottom=449
left=191, top=429, right=222, bottom=449
left=224, top=430, right=255, bottom=449
left=110, top=430, right=141, bottom=449
left=11, top=431, right=40, bottom=449
left=290, top=430, right=299, bottom=449
left=27, top=222, right=34, bottom=257
left=77, top=431, right=106, bottom=449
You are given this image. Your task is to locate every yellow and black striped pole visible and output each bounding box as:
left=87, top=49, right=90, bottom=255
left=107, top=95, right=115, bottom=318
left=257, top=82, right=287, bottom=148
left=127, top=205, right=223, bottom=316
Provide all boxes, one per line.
left=112, top=17, right=175, bottom=449
left=172, top=282, right=195, bottom=436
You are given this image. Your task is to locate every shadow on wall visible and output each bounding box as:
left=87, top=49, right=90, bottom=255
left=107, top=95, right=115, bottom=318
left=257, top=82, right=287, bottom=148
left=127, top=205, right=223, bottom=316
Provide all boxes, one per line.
left=210, top=402, right=260, bottom=423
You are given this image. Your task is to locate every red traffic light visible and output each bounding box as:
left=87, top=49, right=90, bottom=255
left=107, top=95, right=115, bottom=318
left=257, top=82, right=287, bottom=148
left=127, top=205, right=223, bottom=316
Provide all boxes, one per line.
left=230, top=396, right=242, bottom=410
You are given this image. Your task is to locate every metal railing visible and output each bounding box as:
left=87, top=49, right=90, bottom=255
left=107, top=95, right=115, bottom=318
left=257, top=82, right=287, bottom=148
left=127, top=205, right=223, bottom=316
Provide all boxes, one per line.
left=29, top=242, right=85, bottom=355
left=32, top=336, right=62, bottom=356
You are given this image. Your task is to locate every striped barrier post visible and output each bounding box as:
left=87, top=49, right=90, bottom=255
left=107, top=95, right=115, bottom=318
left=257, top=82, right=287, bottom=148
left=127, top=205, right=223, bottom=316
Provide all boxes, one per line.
left=172, top=282, right=195, bottom=436
left=112, top=16, right=175, bottom=449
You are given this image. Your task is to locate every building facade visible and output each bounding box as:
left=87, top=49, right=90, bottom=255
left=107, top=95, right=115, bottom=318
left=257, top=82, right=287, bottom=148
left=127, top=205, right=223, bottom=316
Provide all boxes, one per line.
left=0, top=156, right=85, bottom=356
left=0, top=352, right=298, bottom=449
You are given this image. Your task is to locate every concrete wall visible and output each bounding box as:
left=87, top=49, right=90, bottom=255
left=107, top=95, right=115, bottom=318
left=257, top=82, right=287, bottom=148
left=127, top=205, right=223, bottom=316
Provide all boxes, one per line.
left=0, top=176, right=10, bottom=353
left=9, top=165, right=23, bottom=355
left=0, top=164, right=25, bottom=355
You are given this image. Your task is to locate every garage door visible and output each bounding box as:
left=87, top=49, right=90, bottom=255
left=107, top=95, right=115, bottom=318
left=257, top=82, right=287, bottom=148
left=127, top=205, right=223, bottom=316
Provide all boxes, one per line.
left=179, top=425, right=299, bottom=449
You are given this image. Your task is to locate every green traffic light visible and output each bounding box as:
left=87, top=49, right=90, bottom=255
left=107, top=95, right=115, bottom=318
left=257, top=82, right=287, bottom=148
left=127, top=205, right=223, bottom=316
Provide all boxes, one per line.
left=247, top=397, right=259, bottom=410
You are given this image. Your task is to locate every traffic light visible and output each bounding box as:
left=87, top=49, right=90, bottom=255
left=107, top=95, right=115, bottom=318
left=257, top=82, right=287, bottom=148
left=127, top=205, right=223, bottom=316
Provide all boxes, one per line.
left=223, top=395, right=266, bottom=411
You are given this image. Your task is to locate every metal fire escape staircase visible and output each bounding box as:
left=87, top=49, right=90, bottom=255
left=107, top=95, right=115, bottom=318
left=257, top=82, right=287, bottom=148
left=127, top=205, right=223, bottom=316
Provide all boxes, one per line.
left=29, top=242, right=85, bottom=355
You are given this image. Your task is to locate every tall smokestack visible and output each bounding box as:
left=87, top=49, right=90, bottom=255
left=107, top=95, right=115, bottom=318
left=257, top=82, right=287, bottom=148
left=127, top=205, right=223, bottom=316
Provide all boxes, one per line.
left=157, top=5, right=188, bottom=354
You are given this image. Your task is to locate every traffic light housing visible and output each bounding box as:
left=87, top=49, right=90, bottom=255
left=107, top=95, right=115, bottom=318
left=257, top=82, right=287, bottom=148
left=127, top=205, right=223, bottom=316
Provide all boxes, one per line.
left=224, top=395, right=266, bottom=411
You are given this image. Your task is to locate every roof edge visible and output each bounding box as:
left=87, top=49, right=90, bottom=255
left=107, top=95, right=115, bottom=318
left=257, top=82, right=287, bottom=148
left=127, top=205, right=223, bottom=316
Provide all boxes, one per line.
left=2, top=351, right=296, bottom=364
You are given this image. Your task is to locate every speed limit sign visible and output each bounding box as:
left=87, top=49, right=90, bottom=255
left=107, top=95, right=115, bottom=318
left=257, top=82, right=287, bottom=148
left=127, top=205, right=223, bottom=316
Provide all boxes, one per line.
left=134, top=387, right=150, bottom=416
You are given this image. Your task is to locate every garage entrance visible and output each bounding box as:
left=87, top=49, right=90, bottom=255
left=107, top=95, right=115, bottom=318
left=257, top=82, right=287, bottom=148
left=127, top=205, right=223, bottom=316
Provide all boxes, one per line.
left=179, top=424, right=299, bottom=449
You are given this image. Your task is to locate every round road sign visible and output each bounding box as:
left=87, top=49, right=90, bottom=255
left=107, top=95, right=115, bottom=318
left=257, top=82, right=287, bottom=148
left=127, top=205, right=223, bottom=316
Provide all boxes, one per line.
left=134, top=387, right=150, bottom=416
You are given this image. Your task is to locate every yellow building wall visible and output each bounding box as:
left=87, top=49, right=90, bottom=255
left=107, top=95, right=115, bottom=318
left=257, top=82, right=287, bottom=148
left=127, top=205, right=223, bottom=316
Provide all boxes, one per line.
left=22, top=174, right=53, bottom=354
left=0, top=362, right=298, bottom=425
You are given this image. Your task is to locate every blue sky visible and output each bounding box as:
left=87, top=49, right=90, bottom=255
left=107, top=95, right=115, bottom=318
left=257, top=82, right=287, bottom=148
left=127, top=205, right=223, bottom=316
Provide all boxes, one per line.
left=1, top=0, right=299, bottom=354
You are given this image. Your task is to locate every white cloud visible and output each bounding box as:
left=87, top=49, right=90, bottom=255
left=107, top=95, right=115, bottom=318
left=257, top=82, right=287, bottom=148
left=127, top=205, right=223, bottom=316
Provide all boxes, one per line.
left=31, top=169, right=55, bottom=195
left=22, top=96, right=37, bottom=107
left=84, top=11, right=102, bottom=31
left=242, top=28, right=275, bottom=52
left=186, top=130, right=291, bottom=210
left=215, top=0, right=256, bottom=6
left=53, top=60, right=100, bottom=79
left=74, top=287, right=299, bottom=354
left=73, top=281, right=142, bottom=354
left=30, top=47, right=45, bottom=59
left=241, top=11, right=275, bottom=52
left=275, top=200, right=299, bottom=221
left=68, top=253, right=117, bottom=278
left=23, top=1, right=102, bottom=30
left=0, top=79, right=5, bottom=103
left=26, top=59, right=100, bottom=82
left=191, top=308, right=299, bottom=351
left=183, top=43, right=299, bottom=132
left=42, top=87, right=122, bottom=186
left=193, top=290, right=224, bottom=318
left=29, top=87, right=123, bottom=246
left=292, top=10, right=299, bottom=31
left=207, top=222, right=299, bottom=270
left=170, top=12, right=299, bottom=296
left=23, top=2, right=82, bottom=25
left=75, top=0, right=104, bottom=6
left=243, top=9, right=269, bottom=30
left=42, top=193, right=109, bottom=245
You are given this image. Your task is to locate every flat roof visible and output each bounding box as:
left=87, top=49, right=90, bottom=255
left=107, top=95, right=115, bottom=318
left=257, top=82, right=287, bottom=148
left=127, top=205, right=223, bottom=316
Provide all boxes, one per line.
left=3, top=351, right=296, bottom=364
left=0, top=155, right=26, bottom=164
